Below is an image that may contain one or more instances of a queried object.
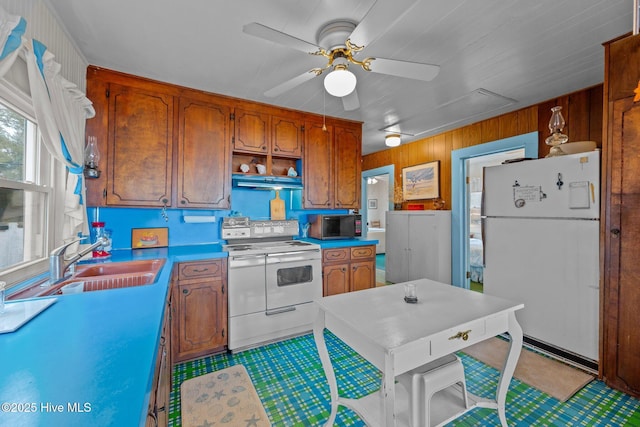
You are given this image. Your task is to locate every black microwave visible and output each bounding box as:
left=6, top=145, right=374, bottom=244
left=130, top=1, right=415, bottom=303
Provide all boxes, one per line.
left=308, top=214, right=362, bottom=240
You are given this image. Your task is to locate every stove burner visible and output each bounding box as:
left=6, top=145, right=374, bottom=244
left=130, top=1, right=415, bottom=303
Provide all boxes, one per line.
left=227, top=245, right=252, bottom=251
left=223, top=239, right=319, bottom=255
left=288, top=241, right=312, bottom=246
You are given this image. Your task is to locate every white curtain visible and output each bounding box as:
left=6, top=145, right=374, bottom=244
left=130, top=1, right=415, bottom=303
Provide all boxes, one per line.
left=0, top=7, right=95, bottom=245
left=25, top=40, right=95, bottom=240
left=0, top=7, right=25, bottom=76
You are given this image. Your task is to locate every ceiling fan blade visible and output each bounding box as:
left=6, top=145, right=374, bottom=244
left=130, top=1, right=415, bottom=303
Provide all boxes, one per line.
left=243, top=22, right=319, bottom=54
left=342, top=88, right=360, bottom=111
left=264, top=70, right=319, bottom=98
left=349, top=0, right=420, bottom=48
left=368, top=57, right=440, bottom=81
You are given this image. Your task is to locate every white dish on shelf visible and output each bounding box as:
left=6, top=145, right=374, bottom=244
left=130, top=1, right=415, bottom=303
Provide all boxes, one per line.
left=0, top=297, right=57, bottom=333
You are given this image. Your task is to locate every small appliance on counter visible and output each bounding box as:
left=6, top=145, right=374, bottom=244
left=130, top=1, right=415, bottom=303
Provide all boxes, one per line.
left=308, top=214, right=362, bottom=240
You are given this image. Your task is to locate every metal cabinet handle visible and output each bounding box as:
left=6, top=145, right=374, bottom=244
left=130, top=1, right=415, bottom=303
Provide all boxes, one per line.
left=182, top=289, right=189, bottom=294
left=266, top=306, right=296, bottom=316
left=611, top=228, right=620, bottom=238
left=448, top=330, right=472, bottom=341
left=192, top=268, right=209, bottom=273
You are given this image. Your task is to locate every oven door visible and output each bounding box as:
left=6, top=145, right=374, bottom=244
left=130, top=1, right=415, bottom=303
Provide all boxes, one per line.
left=228, top=254, right=266, bottom=317
left=265, top=250, right=322, bottom=313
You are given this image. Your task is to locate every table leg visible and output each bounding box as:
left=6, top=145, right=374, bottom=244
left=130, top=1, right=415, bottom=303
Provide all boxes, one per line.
left=314, top=311, right=339, bottom=426
left=383, top=354, right=396, bottom=426
left=496, top=311, right=523, bottom=427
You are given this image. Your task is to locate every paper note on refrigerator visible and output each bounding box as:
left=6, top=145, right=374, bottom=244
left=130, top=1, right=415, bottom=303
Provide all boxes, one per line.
left=569, top=181, right=590, bottom=209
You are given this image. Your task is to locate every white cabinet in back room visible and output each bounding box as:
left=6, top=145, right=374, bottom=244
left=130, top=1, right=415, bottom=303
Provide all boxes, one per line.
left=385, top=210, right=451, bottom=284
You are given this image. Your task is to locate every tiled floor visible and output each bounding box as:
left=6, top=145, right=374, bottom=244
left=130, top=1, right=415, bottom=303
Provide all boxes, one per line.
left=169, top=332, right=640, bottom=426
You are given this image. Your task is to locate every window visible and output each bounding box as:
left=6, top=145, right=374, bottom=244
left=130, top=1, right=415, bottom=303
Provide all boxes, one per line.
left=0, top=94, right=55, bottom=287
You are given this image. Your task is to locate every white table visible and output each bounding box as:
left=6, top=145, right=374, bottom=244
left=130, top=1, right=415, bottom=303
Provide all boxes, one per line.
left=313, top=279, right=524, bottom=427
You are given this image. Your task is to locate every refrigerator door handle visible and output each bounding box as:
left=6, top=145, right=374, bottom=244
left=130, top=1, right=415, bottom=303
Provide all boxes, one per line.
left=481, top=216, right=487, bottom=267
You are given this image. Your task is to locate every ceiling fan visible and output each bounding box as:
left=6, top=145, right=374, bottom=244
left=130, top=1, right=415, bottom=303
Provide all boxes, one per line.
left=242, top=0, right=440, bottom=111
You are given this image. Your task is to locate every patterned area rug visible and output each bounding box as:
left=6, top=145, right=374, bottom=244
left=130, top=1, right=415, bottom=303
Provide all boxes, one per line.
left=180, top=364, right=270, bottom=427
left=463, top=337, right=595, bottom=402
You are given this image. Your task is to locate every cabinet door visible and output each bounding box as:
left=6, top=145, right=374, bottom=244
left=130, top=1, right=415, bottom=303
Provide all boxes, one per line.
left=323, top=263, right=349, bottom=296
left=272, top=115, right=302, bottom=157
left=304, top=122, right=333, bottom=208
left=157, top=291, right=171, bottom=426
left=350, top=260, right=375, bottom=292
left=602, top=96, right=640, bottom=397
left=174, top=279, right=227, bottom=361
left=106, top=83, right=174, bottom=206
left=234, top=108, right=270, bottom=154
left=334, top=124, right=361, bottom=209
left=177, top=98, right=231, bottom=208
left=385, top=213, right=409, bottom=283
left=408, top=213, right=450, bottom=283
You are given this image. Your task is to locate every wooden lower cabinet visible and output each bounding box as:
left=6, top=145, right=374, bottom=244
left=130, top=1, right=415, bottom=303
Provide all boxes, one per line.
left=147, top=282, right=172, bottom=427
left=172, top=258, right=228, bottom=363
left=322, top=245, right=375, bottom=296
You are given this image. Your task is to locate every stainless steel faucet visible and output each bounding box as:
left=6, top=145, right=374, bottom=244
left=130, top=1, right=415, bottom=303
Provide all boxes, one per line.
left=48, top=237, right=109, bottom=284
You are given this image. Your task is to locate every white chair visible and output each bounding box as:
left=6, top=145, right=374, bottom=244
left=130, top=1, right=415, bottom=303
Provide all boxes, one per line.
left=397, top=353, right=469, bottom=427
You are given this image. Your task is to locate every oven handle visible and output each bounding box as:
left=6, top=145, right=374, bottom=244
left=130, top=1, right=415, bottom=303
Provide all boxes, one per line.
left=266, top=250, right=320, bottom=257
left=228, top=254, right=266, bottom=268
left=229, top=254, right=266, bottom=261
left=265, top=306, right=296, bottom=316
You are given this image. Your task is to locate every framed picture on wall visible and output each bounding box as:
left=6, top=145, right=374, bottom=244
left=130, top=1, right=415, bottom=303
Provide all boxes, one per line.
left=368, top=199, right=378, bottom=209
left=402, top=161, right=440, bottom=200
left=131, top=227, right=169, bottom=249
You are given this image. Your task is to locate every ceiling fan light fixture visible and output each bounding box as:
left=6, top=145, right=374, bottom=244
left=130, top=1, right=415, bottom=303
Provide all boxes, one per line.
left=324, top=65, right=357, bottom=97
left=385, top=134, right=401, bottom=147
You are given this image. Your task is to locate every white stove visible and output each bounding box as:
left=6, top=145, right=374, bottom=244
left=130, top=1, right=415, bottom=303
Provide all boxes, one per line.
left=222, top=217, right=322, bottom=351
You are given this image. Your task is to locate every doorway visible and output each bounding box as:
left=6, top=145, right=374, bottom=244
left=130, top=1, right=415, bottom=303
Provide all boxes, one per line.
left=362, top=165, right=394, bottom=285
left=451, top=132, right=538, bottom=289
left=466, top=150, right=525, bottom=292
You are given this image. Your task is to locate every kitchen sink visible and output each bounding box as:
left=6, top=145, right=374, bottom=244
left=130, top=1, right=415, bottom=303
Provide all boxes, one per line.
left=74, top=259, right=165, bottom=278
left=39, top=259, right=166, bottom=296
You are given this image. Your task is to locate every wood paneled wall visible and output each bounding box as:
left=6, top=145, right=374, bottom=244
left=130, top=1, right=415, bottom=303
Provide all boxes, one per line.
left=362, top=85, right=603, bottom=210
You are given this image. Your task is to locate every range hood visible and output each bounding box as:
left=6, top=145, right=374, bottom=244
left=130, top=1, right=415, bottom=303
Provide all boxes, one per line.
left=232, top=174, right=303, bottom=190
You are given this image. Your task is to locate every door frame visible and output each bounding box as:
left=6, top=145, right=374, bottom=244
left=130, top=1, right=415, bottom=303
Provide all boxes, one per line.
left=451, top=132, right=538, bottom=288
left=361, top=165, right=395, bottom=230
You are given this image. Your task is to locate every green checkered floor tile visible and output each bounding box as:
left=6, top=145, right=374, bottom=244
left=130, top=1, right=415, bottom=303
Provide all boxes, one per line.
left=169, top=332, right=640, bottom=426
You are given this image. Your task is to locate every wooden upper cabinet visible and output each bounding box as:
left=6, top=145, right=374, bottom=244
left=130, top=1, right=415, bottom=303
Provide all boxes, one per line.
left=271, top=115, right=303, bottom=157
left=233, top=108, right=303, bottom=158
left=107, top=83, right=173, bottom=207
left=608, top=35, right=640, bottom=102
left=303, top=121, right=361, bottom=209
left=334, top=124, right=361, bottom=209
left=303, top=121, right=333, bottom=208
left=233, top=108, right=270, bottom=154
left=177, top=97, right=232, bottom=209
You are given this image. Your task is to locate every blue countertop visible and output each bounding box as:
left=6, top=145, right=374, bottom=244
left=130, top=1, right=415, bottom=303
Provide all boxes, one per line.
left=0, top=244, right=227, bottom=427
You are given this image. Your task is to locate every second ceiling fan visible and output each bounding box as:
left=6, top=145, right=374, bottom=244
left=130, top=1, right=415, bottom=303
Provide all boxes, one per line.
left=242, top=0, right=440, bottom=111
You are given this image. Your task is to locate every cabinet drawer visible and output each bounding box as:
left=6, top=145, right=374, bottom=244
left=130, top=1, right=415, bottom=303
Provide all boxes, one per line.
left=323, top=248, right=350, bottom=263
left=430, top=318, right=487, bottom=357
left=178, top=259, right=224, bottom=280
left=350, top=245, right=375, bottom=260
left=429, top=312, right=509, bottom=357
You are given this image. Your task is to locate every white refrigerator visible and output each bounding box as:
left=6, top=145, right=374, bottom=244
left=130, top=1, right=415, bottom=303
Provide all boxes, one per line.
left=482, top=151, right=600, bottom=362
